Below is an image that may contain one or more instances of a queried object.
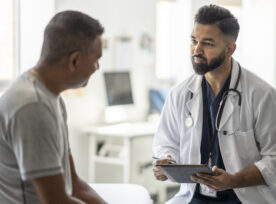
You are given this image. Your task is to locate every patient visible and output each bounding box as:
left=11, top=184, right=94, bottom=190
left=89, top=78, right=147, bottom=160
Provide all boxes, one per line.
left=0, top=10, right=107, bottom=204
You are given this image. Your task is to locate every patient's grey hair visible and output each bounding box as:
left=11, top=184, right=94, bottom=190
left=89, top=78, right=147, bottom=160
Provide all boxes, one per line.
left=40, top=10, right=104, bottom=64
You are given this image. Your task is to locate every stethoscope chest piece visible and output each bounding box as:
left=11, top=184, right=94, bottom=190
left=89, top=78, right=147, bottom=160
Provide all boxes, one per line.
left=185, top=116, right=193, bottom=127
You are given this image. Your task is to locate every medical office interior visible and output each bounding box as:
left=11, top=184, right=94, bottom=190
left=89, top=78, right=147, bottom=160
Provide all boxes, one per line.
left=1, top=0, right=276, bottom=203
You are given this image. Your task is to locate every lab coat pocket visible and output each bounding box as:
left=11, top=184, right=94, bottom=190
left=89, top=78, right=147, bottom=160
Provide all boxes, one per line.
left=219, top=102, right=240, bottom=135
left=234, top=129, right=260, bottom=165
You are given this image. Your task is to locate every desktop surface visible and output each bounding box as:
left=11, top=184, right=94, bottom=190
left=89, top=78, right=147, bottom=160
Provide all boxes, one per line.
left=82, top=121, right=158, bottom=138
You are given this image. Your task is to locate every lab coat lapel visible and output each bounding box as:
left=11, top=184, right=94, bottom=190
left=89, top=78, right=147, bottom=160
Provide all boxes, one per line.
left=184, top=75, right=204, bottom=163
left=218, top=98, right=234, bottom=130
left=186, top=90, right=203, bottom=163
left=218, top=59, right=242, bottom=130
left=186, top=92, right=202, bottom=128
left=186, top=75, right=203, bottom=124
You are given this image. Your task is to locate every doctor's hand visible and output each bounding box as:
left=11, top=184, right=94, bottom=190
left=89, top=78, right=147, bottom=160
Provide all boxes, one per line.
left=190, top=166, right=236, bottom=191
left=152, top=156, right=176, bottom=181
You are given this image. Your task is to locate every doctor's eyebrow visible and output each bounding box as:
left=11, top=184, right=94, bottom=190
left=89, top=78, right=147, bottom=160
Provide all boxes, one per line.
left=191, top=35, right=215, bottom=43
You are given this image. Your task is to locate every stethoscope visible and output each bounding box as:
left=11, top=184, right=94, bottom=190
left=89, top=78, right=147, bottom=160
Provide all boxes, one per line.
left=185, top=63, right=242, bottom=133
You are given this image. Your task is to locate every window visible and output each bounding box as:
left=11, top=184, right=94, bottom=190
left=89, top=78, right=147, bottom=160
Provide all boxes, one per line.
left=155, top=0, right=194, bottom=84
left=0, top=0, right=16, bottom=87
left=156, top=0, right=276, bottom=87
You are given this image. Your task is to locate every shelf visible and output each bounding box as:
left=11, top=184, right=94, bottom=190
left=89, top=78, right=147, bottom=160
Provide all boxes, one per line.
left=94, top=156, right=125, bottom=165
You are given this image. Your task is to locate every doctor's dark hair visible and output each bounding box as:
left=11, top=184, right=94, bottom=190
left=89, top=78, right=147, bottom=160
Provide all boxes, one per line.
left=194, top=4, right=240, bottom=41
left=40, top=10, right=104, bottom=64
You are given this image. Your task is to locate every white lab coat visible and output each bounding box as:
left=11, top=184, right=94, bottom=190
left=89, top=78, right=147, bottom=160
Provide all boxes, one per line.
left=153, top=59, right=276, bottom=204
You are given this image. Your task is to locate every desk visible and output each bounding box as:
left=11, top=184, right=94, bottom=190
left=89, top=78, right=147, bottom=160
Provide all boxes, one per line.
left=81, top=121, right=179, bottom=204
left=81, top=122, right=157, bottom=184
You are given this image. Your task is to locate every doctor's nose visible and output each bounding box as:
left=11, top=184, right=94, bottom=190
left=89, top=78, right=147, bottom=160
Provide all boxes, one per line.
left=193, top=43, right=204, bottom=55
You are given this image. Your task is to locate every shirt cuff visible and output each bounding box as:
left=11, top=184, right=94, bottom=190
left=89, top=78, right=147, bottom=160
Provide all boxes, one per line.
left=255, top=159, right=276, bottom=189
left=159, top=151, right=178, bottom=162
left=21, top=166, right=63, bottom=181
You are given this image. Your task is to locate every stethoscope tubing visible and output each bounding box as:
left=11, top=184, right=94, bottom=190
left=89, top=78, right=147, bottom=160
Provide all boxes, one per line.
left=185, top=63, right=242, bottom=131
left=215, top=63, right=242, bottom=132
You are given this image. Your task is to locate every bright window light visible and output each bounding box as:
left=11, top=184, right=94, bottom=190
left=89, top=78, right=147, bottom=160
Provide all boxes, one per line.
left=0, top=0, right=14, bottom=81
left=155, top=0, right=193, bottom=83
left=156, top=1, right=178, bottom=80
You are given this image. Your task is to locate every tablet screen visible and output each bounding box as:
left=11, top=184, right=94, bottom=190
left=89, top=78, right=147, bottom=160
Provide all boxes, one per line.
left=156, top=164, right=214, bottom=183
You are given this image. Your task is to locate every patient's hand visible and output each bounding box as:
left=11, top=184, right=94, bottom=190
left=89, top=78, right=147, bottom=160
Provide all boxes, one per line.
left=152, top=156, right=175, bottom=181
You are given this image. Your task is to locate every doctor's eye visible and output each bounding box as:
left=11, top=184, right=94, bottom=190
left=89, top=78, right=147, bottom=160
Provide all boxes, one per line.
left=203, top=42, right=215, bottom=47
left=191, top=39, right=198, bottom=45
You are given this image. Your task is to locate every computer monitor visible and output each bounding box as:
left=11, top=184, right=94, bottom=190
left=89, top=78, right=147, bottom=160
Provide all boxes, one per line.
left=103, top=71, right=134, bottom=106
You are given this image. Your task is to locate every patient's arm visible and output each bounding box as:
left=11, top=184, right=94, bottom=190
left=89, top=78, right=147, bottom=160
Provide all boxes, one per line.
left=32, top=174, right=85, bottom=204
left=70, top=155, right=107, bottom=204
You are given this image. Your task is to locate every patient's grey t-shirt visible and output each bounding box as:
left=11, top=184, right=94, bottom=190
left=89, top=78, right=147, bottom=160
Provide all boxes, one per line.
left=0, top=72, right=72, bottom=204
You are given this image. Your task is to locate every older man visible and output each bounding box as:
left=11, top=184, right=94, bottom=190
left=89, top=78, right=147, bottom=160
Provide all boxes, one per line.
left=0, top=11, right=106, bottom=204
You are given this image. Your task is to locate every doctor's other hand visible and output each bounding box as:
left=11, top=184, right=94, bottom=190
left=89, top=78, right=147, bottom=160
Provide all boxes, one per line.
left=152, top=156, right=176, bottom=181
left=191, top=166, right=236, bottom=191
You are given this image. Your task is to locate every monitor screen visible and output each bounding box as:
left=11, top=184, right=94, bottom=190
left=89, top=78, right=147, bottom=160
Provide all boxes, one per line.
left=104, top=71, right=134, bottom=106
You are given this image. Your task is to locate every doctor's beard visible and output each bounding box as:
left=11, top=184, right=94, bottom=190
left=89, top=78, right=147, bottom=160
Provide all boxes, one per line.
left=191, top=51, right=226, bottom=75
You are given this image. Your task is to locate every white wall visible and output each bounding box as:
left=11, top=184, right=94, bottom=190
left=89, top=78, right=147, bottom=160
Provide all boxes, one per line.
left=161, top=0, right=276, bottom=87
left=156, top=0, right=194, bottom=83
left=19, top=0, right=55, bottom=73
left=55, top=0, right=156, bottom=180
left=237, top=0, right=276, bottom=86
left=17, top=0, right=276, bottom=181
left=192, top=0, right=276, bottom=87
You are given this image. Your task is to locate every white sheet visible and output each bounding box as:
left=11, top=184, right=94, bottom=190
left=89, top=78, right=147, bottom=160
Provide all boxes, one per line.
left=89, top=183, right=153, bottom=204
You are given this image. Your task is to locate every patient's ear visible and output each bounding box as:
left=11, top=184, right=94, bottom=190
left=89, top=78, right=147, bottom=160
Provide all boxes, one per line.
left=68, top=51, right=80, bottom=72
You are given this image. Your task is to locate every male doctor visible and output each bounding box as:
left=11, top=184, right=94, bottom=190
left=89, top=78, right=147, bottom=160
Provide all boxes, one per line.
left=152, top=4, right=276, bottom=204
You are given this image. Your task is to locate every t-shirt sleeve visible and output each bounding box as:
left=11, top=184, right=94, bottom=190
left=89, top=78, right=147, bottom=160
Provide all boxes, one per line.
left=59, top=97, right=71, bottom=155
left=9, top=102, right=63, bottom=181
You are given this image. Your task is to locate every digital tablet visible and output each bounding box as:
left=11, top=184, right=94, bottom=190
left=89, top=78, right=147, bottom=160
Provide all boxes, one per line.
left=156, top=164, right=214, bottom=183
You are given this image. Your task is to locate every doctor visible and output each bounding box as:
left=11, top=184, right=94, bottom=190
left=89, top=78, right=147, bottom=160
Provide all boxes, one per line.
left=152, top=4, right=276, bottom=204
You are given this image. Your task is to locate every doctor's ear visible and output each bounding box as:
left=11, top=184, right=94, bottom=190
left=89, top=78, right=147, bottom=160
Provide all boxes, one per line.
left=68, top=51, right=80, bottom=72
left=226, top=43, right=236, bottom=57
